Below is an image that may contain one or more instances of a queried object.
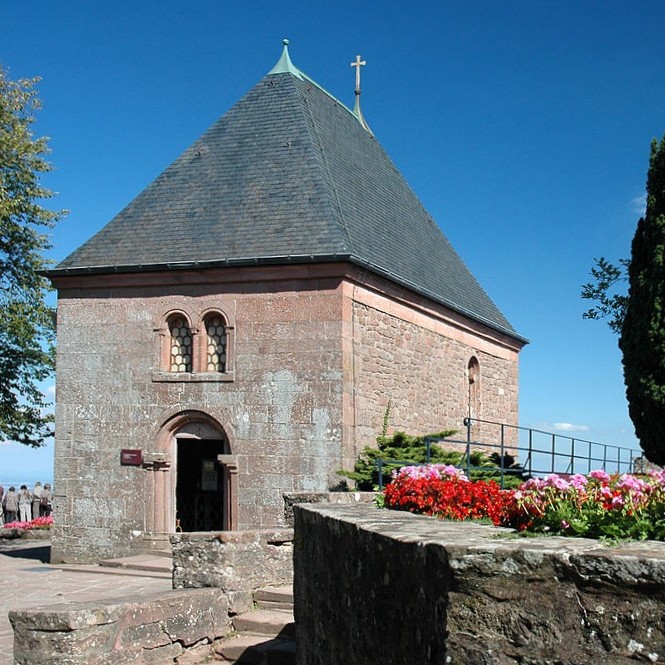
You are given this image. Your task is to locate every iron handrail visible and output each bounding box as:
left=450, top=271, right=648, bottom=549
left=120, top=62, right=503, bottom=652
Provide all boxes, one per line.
left=373, top=418, right=643, bottom=490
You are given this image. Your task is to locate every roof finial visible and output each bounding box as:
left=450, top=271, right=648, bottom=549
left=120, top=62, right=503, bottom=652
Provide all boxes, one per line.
left=350, top=54, right=372, bottom=134
left=268, top=38, right=303, bottom=78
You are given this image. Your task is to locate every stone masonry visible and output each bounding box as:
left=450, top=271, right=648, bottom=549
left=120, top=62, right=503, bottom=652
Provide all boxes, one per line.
left=51, top=263, right=521, bottom=563
left=348, top=280, right=520, bottom=450
left=294, top=503, right=665, bottom=665
left=171, top=529, right=294, bottom=614
left=10, top=588, right=229, bottom=665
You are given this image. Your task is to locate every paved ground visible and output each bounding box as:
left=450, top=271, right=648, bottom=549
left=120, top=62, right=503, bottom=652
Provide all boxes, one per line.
left=0, top=538, right=172, bottom=664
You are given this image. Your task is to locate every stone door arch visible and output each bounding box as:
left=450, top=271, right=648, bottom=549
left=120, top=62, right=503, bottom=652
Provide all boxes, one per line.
left=146, top=411, right=237, bottom=540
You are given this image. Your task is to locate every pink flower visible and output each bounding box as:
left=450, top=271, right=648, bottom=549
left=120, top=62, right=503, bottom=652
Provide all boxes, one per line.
left=395, top=464, right=468, bottom=482
left=611, top=495, right=625, bottom=508
left=569, top=474, right=588, bottom=489
left=3, top=521, right=32, bottom=530
left=3, top=516, right=53, bottom=530
left=615, top=474, right=647, bottom=493
left=521, top=478, right=545, bottom=491
left=648, top=469, right=665, bottom=486
left=544, top=474, right=571, bottom=491
left=589, top=470, right=611, bottom=483
left=561, top=520, right=570, bottom=530
left=599, top=486, right=612, bottom=499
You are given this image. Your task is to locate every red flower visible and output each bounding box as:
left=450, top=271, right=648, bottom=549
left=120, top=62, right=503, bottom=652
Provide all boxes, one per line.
left=384, top=473, right=514, bottom=524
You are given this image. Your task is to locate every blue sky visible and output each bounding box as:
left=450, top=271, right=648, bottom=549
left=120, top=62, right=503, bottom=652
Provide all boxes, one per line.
left=1, top=1, right=664, bottom=481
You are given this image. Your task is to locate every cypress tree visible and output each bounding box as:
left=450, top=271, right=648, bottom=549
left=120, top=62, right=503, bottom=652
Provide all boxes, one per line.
left=619, top=136, right=665, bottom=465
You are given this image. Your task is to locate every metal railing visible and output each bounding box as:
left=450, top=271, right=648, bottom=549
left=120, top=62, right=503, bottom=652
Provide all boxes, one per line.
left=375, top=417, right=643, bottom=489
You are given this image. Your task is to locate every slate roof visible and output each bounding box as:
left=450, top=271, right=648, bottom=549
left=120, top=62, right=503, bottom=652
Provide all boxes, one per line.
left=51, top=48, right=524, bottom=343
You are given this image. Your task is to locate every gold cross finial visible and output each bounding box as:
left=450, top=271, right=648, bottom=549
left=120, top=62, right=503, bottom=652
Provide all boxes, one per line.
left=350, top=55, right=366, bottom=95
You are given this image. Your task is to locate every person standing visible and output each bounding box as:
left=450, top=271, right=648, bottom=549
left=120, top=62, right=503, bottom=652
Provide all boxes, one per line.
left=32, top=482, right=43, bottom=520
left=3, top=487, right=19, bottom=524
left=18, top=485, right=32, bottom=523
left=40, top=484, right=52, bottom=517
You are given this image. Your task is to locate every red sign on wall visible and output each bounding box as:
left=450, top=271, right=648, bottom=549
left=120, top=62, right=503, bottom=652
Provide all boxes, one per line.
left=120, top=449, right=143, bottom=466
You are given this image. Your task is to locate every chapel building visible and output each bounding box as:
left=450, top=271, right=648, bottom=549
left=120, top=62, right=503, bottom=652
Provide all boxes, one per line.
left=47, top=43, right=527, bottom=563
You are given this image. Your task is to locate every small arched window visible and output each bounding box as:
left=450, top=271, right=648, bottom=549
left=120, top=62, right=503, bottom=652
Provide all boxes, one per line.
left=168, top=315, right=193, bottom=372
left=204, top=313, right=227, bottom=373
left=468, top=356, right=480, bottom=420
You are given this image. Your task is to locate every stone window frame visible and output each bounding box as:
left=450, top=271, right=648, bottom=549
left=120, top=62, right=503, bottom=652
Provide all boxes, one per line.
left=153, top=302, right=235, bottom=383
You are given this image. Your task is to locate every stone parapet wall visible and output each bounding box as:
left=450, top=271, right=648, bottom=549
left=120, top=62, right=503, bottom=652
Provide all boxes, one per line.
left=9, top=588, right=229, bottom=665
left=282, top=491, right=376, bottom=525
left=172, top=529, right=293, bottom=613
left=294, top=503, right=665, bottom=664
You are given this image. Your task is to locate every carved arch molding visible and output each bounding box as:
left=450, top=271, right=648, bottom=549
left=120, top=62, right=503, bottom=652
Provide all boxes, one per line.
left=145, top=410, right=238, bottom=534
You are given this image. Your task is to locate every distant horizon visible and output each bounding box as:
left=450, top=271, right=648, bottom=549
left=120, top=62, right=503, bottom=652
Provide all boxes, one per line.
left=0, top=478, right=54, bottom=489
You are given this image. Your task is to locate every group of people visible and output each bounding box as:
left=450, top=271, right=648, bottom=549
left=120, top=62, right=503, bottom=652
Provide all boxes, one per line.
left=0, top=482, right=52, bottom=525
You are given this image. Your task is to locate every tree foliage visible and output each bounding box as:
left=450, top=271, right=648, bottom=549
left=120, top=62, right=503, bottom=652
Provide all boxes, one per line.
left=0, top=65, right=64, bottom=446
left=581, top=256, right=630, bottom=334
left=619, top=136, right=665, bottom=465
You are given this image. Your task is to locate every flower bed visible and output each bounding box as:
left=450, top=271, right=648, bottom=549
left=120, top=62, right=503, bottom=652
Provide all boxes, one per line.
left=4, top=516, right=53, bottom=530
left=383, top=465, right=513, bottom=525
left=506, top=469, right=665, bottom=540
left=383, top=465, right=665, bottom=541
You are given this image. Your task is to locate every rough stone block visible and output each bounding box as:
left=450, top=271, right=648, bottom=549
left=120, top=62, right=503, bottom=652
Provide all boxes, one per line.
left=142, top=641, right=184, bottom=663
left=11, top=589, right=230, bottom=665
left=12, top=622, right=117, bottom=660
left=294, top=503, right=665, bottom=665
left=171, top=530, right=294, bottom=596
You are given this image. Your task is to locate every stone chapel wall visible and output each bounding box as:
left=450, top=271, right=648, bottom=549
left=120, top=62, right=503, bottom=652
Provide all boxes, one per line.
left=51, top=264, right=522, bottom=563
left=51, top=267, right=347, bottom=562
left=341, top=279, right=520, bottom=467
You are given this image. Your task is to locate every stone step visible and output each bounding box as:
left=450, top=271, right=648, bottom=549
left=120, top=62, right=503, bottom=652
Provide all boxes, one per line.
left=143, top=548, right=172, bottom=559
left=254, top=585, right=294, bottom=611
left=234, top=609, right=295, bottom=639
left=215, top=634, right=296, bottom=665
left=53, top=563, right=172, bottom=580
left=98, top=553, right=173, bottom=574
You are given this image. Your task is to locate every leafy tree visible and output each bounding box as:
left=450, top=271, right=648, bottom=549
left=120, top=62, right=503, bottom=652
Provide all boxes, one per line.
left=0, top=65, right=64, bottom=446
left=581, top=256, right=629, bottom=333
left=619, top=136, right=665, bottom=465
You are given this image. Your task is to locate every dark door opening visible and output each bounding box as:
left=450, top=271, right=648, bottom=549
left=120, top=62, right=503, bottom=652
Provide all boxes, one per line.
left=176, top=438, right=226, bottom=532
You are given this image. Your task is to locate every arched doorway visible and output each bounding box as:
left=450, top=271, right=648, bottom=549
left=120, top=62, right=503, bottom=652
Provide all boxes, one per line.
left=149, top=411, right=237, bottom=538
left=176, top=433, right=227, bottom=532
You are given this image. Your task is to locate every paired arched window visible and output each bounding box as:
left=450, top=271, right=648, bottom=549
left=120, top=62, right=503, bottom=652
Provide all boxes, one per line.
left=160, top=309, right=233, bottom=378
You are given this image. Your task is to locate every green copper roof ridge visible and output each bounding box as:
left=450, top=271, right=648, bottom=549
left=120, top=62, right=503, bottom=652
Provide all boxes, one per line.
left=268, top=39, right=372, bottom=133
left=352, top=94, right=372, bottom=134
left=268, top=39, right=304, bottom=79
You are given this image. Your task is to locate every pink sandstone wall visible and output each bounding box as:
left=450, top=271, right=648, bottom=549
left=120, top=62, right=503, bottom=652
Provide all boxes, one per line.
left=51, top=265, right=347, bottom=562
left=51, top=264, right=522, bottom=562
left=341, top=277, right=521, bottom=467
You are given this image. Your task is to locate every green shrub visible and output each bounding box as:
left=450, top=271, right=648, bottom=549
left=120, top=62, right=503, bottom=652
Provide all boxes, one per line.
left=339, top=430, right=527, bottom=490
